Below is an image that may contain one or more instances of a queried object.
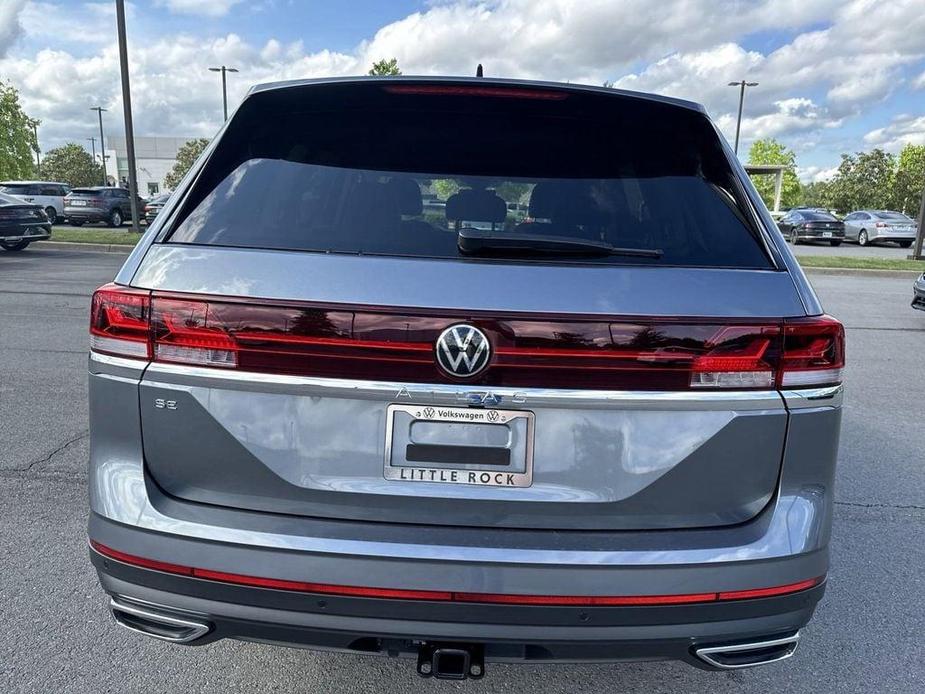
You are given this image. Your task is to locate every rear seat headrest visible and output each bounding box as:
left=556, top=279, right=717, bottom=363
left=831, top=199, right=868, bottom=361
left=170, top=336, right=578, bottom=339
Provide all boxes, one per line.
left=387, top=177, right=423, bottom=216
left=445, top=189, right=507, bottom=223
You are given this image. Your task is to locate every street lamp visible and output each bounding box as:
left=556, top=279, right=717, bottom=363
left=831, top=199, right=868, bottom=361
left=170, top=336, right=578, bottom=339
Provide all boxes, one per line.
left=208, top=65, right=239, bottom=120
left=87, top=137, right=97, bottom=163
left=90, top=106, right=107, bottom=185
left=728, top=80, right=759, bottom=156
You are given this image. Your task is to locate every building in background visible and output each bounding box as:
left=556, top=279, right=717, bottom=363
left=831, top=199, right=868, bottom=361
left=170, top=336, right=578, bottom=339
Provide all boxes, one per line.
left=103, top=136, right=195, bottom=195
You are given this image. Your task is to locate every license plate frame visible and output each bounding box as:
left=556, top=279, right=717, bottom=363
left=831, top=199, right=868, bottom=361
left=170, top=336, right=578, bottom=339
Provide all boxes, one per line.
left=384, top=403, right=535, bottom=488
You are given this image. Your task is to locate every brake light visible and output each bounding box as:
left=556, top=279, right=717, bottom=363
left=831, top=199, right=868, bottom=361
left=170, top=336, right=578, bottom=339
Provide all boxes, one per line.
left=778, top=315, right=845, bottom=387
left=88, top=288, right=844, bottom=390
left=89, top=284, right=151, bottom=358
left=383, top=84, right=568, bottom=100
left=875, top=222, right=887, bottom=228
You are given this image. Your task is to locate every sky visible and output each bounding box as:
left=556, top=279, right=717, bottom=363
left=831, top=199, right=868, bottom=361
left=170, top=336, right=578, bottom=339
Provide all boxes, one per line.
left=1, top=0, right=923, bottom=183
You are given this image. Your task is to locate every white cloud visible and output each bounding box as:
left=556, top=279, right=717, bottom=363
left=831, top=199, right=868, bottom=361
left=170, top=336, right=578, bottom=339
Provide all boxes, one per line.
left=0, top=0, right=27, bottom=57
left=913, top=70, right=925, bottom=90
left=797, top=165, right=839, bottom=183
left=864, top=114, right=925, bottom=150
left=2, top=0, right=924, bottom=171
left=156, top=0, right=244, bottom=18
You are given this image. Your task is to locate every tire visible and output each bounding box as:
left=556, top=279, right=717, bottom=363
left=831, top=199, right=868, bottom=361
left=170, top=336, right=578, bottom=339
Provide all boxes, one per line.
left=829, top=240, right=842, bottom=247
left=858, top=230, right=868, bottom=246
left=45, top=207, right=57, bottom=224
left=108, top=209, right=123, bottom=228
left=0, top=240, right=30, bottom=251
left=790, top=229, right=801, bottom=245
left=898, top=240, right=913, bottom=249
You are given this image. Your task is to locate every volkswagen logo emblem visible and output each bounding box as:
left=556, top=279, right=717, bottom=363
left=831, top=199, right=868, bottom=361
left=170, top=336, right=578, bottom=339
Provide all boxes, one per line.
left=435, top=324, right=491, bottom=378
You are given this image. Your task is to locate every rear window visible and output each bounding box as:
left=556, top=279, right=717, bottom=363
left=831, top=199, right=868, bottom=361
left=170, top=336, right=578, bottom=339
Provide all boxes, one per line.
left=69, top=189, right=98, bottom=196
left=874, top=211, right=911, bottom=221
left=800, top=211, right=838, bottom=221
left=167, top=82, right=771, bottom=268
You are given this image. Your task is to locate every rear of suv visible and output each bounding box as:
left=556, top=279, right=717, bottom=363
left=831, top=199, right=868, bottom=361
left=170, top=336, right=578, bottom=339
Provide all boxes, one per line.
left=88, top=77, right=843, bottom=679
left=66, top=186, right=140, bottom=227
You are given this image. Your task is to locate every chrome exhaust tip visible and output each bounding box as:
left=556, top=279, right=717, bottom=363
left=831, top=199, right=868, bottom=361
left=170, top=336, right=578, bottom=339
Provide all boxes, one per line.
left=694, top=632, right=800, bottom=670
left=109, top=597, right=211, bottom=644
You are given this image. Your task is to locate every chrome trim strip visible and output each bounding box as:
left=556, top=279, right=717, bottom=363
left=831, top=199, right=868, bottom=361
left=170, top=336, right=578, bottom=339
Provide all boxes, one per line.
left=89, top=351, right=149, bottom=371
left=141, top=362, right=786, bottom=411
left=109, top=596, right=211, bottom=644
left=781, top=384, right=843, bottom=409
left=695, top=632, right=801, bottom=670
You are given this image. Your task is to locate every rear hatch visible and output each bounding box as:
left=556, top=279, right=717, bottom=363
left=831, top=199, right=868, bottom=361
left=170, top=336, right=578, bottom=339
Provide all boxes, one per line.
left=98, top=80, right=842, bottom=530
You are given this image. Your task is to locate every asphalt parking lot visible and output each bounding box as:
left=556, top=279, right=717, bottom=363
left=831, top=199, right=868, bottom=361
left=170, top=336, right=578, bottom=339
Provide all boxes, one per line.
left=1, top=246, right=923, bottom=693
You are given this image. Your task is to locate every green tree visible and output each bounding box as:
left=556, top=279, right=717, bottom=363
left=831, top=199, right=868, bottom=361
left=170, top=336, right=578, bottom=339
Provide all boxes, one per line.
left=827, top=149, right=895, bottom=213
left=746, top=138, right=802, bottom=209
left=368, top=58, right=402, bottom=76
left=431, top=178, right=460, bottom=200
left=0, top=80, right=39, bottom=180
left=800, top=180, right=833, bottom=209
left=164, top=138, right=210, bottom=190
left=890, top=144, right=925, bottom=215
left=39, top=143, right=104, bottom=187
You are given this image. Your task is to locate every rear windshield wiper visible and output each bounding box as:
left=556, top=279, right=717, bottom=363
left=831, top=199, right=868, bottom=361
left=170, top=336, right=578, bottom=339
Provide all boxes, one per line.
left=457, top=227, right=663, bottom=259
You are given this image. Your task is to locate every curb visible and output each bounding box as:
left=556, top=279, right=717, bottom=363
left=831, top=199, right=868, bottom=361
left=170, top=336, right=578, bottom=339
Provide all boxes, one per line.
left=36, top=240, right=136, bottom=254
left=802, top=267, right=923, bottom=279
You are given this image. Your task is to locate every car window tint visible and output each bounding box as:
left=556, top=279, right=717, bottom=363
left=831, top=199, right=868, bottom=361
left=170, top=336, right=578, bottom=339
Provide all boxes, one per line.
left=167, top=84, right=772, bottom=269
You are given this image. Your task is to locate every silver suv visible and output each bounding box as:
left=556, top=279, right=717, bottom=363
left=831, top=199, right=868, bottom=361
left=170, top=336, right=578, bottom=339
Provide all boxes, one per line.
left=88, top=77, right=844, bottom=680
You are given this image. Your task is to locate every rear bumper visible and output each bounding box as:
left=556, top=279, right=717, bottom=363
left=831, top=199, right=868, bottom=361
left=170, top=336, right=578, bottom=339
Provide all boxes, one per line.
left=65, top=208, right=107, bottom=222
left=90, top=532, right=824, bottom=669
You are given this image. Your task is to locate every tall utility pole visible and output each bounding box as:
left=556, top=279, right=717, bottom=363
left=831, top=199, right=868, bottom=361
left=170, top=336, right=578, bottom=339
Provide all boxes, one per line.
left=32, top=121, right=40, bottom=171
left=115, top=0, right=141, bottom=233
left=90, top=106, right=107, bottom=185
left=728, top=80, right=759, bottom=156
left=208, top=65, right=238, bottom=120
left=87, top=137, right=97, bottom=163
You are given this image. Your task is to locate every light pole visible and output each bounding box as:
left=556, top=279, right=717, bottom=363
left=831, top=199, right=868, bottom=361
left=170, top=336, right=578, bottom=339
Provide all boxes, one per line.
left=90, top=106, right=107, bottom=185
left=208, top=65, right=238, bottom=120
left=87, top=137, right=97, bottom=163
left=116, top=0, right=141, bottom=233
left=728, top=80, right=758, bottom=156
left=32, top=121, right=40, bottom=171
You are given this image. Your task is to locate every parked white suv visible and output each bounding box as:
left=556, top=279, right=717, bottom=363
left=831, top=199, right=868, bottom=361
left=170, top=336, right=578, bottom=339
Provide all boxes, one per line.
left=0, top=181, right=71, bottom=224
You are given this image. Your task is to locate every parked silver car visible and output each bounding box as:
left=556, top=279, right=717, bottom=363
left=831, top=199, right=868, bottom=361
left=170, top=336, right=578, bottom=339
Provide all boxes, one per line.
left=87, top=77, right=844, bottom=680
left=843, top=210, right=916, bottom=247
left=913, top=273, right=925, bottom=311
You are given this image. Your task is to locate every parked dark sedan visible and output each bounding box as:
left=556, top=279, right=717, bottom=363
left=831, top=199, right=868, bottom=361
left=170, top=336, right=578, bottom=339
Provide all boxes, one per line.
left=777, top=209, right=845, bottom=246
left=913, top=273, right=925, bottom=311
left=0, top=192, right=51, bottom=251
left=143, top=192, right=171, bottom=224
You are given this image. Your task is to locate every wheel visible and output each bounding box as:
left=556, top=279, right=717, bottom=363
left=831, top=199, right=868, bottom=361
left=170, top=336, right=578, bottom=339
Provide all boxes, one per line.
left=0, top=240, right=30, bottom=251
left=45, top=207, right=57, bottom=224
left=829, top=240, right=842, bottom=247
left=790, top=229, right=801, bottom=245
left=898, top=239, right=913, bottom=249
left=108, top=209, right=123, bottom=228
left=70, top=220, right=84, bottom=227
left=858, top=229, right=868, bottom=246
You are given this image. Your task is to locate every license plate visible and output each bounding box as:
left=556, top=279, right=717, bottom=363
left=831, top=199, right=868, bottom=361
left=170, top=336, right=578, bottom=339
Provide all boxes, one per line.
left=822, top=231, right=832, bottom=237
left=384, top=404, right=534, bottom=487
left=70, top=200, right=86, bottom=206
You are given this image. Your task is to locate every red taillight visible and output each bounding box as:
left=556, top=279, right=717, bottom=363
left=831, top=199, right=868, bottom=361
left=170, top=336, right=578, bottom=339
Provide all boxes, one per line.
left=779, top=315, right=845, bottom=388
left=383, top=84, right=569, bottom=100
left=89, top=284, right=151, bottom=359
left=89, top=289, right=844, bottom=390
left=90, top=540, right=823, bottom=605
